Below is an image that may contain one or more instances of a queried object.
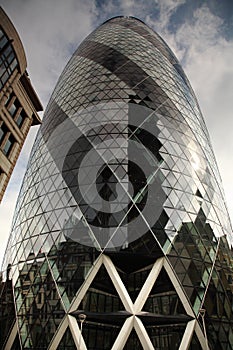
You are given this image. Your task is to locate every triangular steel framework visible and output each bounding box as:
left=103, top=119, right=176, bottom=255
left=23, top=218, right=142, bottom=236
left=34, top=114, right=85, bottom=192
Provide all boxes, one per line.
left=48, top=254, right=210, bottom=350
left=6, top=254, right=210, bottom=349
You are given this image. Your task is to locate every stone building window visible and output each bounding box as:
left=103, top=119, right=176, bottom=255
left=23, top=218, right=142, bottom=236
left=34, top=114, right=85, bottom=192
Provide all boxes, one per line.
left=0, top=28, right=18, bottom=88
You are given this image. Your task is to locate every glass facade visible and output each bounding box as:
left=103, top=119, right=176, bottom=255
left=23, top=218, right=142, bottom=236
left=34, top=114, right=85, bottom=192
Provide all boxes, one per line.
left=1, top=16, right=233, bottom=349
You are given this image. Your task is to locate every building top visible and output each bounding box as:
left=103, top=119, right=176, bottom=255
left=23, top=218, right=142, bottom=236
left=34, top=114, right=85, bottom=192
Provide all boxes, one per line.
left=0, top=7, right=43, bottom=203
left=0, top=6, right=26, bottom=74
left=0, top=6, right=43, bottom=118
left=102, top=15, right=147, bottom=25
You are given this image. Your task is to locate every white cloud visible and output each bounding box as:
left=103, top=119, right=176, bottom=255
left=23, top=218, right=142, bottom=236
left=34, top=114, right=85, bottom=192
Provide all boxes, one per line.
left=95, top=0, right=156, bottom=20
left=1, top=0, right=97, bottom=106
left=154, top=0, right=186, bottom=30
left=119, top=0, right=148, bottom=15
left=145, top=0, right=186, bottom=33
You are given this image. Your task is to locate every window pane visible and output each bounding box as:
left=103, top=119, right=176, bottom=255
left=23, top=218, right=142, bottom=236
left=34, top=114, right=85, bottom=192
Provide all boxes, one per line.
left=16, top=113, right=24, bottom=127
left=0, top=35, right=7, bottom=49
left=0, top=123, right=8, bottom=145
left=10, top=58, right=17, bottom=71
left=0, top=29, right=18, bottom=86
left=3, top=135, right=14, bottom=156
left=9, top=102, right=17, bottom=116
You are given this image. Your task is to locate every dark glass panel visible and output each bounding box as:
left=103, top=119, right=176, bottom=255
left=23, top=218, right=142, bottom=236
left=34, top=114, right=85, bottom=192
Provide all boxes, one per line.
left=0, top=265, right=16, bottom=349
left=57, top=328, right=76, bottom=349
left=188, top=332, right=203, bottom=350
left=82, top=322, right=120, bottom=350
left=48, top=240, right=98, bottom=307
left=144, top=267, right=186, bottom=316
left=3, top=134, right=15, bottom=156
left=79, top=264, right=124, bottom=313
left=0, top=30, right=18, bottom=87
left=0, top=122, right=7, bottom=144
left=15, top=258, right=65, bottom=348
left=124, top=329, right=143, bottom=349
left=147, top=324, right=186, bottom=350
left=11, top=333, right=21, bottom=350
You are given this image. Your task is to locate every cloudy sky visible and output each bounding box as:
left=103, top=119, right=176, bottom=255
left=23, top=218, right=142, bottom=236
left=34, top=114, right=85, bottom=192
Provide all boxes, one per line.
left=0, top=0, right=233, bottom=266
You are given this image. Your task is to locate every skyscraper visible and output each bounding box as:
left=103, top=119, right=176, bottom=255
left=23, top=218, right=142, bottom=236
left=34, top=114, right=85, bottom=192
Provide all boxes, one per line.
left=1, top=16, right=233, bottom=349
left=0, top=7, right=42, bottom=202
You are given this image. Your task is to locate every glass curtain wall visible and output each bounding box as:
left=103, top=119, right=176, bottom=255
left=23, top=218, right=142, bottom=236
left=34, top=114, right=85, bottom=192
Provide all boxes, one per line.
left=1, top=16, right=233, bottom=350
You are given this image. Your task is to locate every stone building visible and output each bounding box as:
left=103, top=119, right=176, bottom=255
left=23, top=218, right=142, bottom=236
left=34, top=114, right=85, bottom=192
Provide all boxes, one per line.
left=0, top=7, right=42, bottom=202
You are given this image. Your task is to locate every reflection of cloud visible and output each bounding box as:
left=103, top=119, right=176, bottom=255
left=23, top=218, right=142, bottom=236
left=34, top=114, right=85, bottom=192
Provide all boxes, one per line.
left=0, top=1, right=232, bottom=266
left=146, top=3, right=233, bottom=227
left=175, top=6, right=233, bottom=228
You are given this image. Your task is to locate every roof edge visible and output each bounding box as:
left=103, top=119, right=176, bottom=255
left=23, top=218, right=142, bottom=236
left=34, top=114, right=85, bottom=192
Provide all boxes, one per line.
left=102, top=16, right=146, bottom=26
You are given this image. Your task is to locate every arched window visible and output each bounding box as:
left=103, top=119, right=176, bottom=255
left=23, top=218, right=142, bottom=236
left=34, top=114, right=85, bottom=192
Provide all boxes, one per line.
left=0, top=28, right=18, bottom=88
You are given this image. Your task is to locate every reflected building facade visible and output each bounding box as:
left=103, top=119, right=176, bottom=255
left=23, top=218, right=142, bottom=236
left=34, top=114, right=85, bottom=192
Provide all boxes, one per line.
left=1, top=16, right=233, bottom=350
